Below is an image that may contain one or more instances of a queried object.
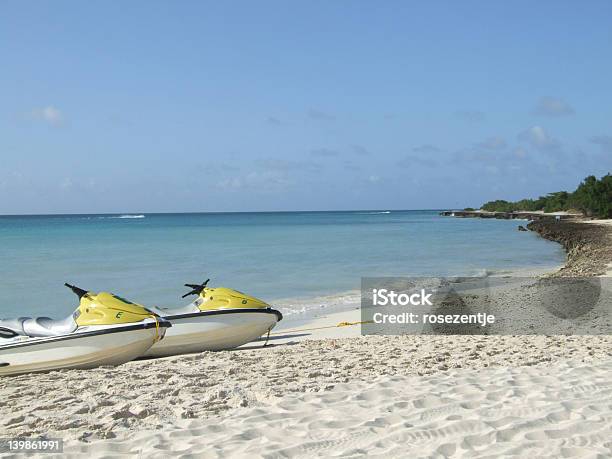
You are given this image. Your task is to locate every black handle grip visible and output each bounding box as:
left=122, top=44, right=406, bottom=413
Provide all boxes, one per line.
left=181, top=279, right=210, bottom=298
left=65, top=283, right=88, bottom=299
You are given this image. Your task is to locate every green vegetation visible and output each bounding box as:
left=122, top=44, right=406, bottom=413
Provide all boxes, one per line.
left=479, top=174, right=612, bottom=218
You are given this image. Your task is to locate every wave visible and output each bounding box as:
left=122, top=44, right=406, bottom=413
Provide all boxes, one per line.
left=356, top=211, right=391, bottom=215
left=97, top=214, right=146, bottom=220
left=273, top=278, right=443, bottom=318
left=274, top=290, right=361, bottom=317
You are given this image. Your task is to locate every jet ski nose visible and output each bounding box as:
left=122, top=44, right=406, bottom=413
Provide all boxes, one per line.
left=270, top=308, right=283, bottom=322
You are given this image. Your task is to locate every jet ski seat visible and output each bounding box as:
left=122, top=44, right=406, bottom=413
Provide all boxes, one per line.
left=0, top=315, right=78, bottom=338
left=147, top=302, right=200, bottom=317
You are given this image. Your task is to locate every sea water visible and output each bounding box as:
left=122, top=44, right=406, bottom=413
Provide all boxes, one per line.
left=0, top=211, right=565, bottom=319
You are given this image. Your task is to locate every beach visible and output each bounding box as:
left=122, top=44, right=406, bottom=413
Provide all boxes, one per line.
left=3, top=2, right=611, bottom=456
left=1, top=335, right=610, bottom=458
left=1, top=219, right=612, bottom=458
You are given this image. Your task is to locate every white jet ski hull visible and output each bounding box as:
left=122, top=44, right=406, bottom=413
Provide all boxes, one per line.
left=0, top=323, right=165, bottom=376
left=144, top=309, right=281, bottom=357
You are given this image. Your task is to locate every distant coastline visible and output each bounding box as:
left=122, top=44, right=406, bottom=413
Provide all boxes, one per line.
left=439, top=209, right=582, bottom=221
left=442, top=209, right=612, bottom=277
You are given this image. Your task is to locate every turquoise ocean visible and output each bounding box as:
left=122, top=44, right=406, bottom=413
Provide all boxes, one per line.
left=0, top=211, right=565, bottom=320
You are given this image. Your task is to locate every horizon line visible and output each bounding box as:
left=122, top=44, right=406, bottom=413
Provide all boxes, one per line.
left=0, top=208, right=452, bottom=218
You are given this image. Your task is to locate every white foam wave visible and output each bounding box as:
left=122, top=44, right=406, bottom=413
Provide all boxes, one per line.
left=273, top=290, right=362, bottom=317
left=95, top=214, right=146, bottom=220
left=356, top=211, right=391, bottom=215
left=273, top=278, right=445, bottom=318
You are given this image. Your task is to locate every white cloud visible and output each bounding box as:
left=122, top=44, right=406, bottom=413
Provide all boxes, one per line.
left=217, top=177, right=243, bottom=190
left=518, top=126, right=559, bottom=150
left=60, top=177, right=73, bottom=190
left=30, top=106, right=63, bottom=126
left=58, top=177, right=98, bottom=192
left=476, top=136, right=506, bottom=151
left=217, top=171, right=293, bottom=192
left=513, top=147, right=528, bottom=159
left=533, top=97, right=575, bottom=117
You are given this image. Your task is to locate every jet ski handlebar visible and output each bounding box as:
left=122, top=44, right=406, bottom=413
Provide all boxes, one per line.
left=64, top=283, right=89, bottom=299
left=182, top=279, right=210, bottom=298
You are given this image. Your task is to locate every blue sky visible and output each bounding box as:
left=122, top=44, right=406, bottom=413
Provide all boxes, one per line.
left=1, top=1, right=611, bottom=214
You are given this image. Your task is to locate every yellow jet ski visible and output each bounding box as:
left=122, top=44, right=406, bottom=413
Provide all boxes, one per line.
left=144, top=279, right=282, bottom=357
left=0, top=284, right=170, bottom=376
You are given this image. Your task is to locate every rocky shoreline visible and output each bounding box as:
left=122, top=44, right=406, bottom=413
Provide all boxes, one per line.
left=527, top=220, right=612, bottom=277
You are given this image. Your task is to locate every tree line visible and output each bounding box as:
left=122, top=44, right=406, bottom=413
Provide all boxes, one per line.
left=477, top=174, right=612, bottom=218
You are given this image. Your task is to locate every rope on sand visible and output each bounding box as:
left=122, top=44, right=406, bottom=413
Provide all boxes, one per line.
left=268, top=320, right=372, bottom=335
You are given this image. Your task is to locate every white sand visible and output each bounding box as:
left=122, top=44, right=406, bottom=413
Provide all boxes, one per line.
left=582, top=219, right=612, bottom=226
left=268, top=308, right=363, bottom=344
left=1, top=332, right=611, bottom=458
left=60, top=358, right=612, bottom=458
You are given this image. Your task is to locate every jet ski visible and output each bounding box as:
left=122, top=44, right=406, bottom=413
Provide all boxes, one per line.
left=143, top=279, right=282, bottom=357
left=0, top=283, right=171, bottom=376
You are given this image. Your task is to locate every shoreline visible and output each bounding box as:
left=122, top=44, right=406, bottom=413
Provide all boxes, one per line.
left=274, top=263, right=566, bottom=330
